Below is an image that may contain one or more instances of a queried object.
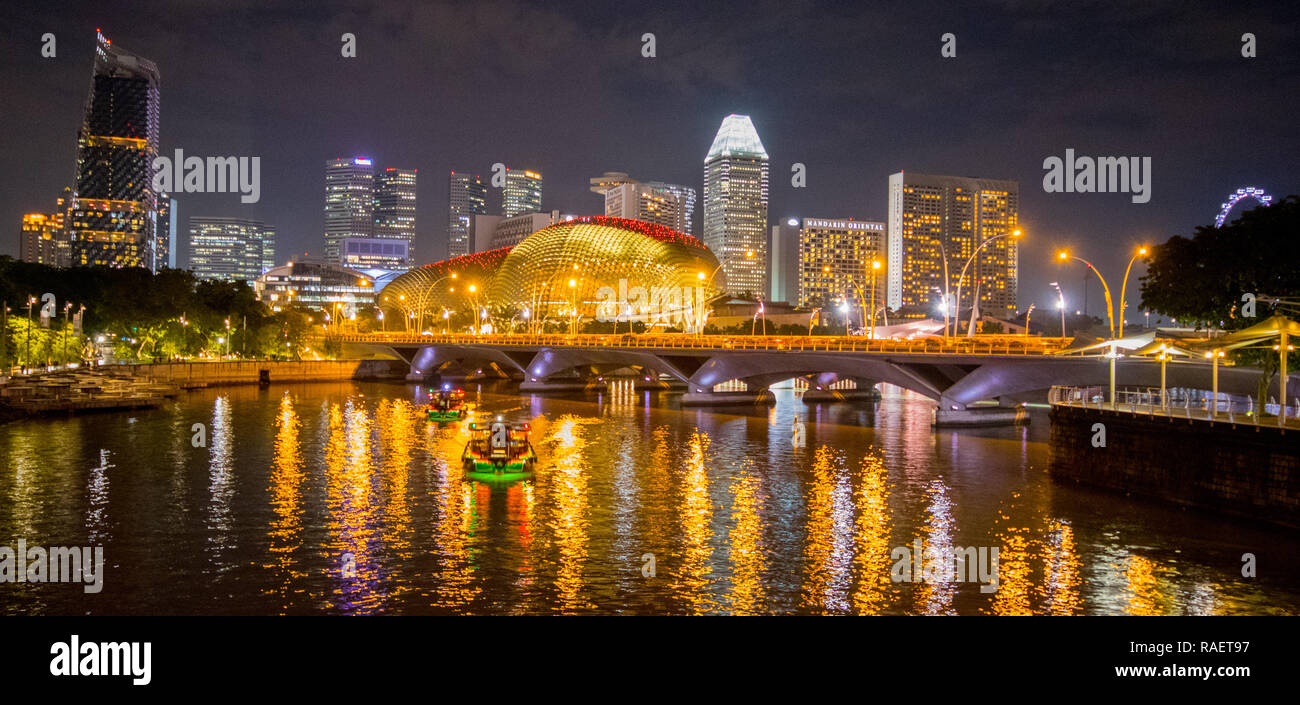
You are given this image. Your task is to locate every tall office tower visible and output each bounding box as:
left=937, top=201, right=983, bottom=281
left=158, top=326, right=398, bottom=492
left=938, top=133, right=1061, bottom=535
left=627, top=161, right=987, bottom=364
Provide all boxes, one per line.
left=886, top=172, right=1019, bottom=318
left=324, top=157, right=375, bottom=261
left=502, top=168, right=543, bottom=217
left=703, top=114, right=769, bottom=296
left=796, top=218, right=885, bottom=311
left=69, top=31, right=160, bottom=269
left=448, top=171, right=487, bottom=258
left=589, top=172, right=694, bottom=234
left=189, top=217, right=275, bottom=282
left=768, top=219, right=800, bottom=303
left=373, top=167, right=417, bottom=267
left=646, top=182, right=697, bottom=235
left=154, top=193, right=177, bottom=270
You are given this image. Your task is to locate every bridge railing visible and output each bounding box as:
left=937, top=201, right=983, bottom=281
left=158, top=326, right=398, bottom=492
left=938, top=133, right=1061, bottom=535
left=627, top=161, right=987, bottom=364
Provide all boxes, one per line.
left=341, top=331, right=1073, bottom=356
left=1049, top=384, right=1300, bottom=428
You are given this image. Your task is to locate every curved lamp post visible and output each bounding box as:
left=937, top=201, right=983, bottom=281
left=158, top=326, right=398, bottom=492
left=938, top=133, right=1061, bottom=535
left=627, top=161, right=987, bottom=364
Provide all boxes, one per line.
left=954, top=229, right=1023, bottom=337
left=1118, top=246, right=1150, bottom=338
left=1057, top=250, right=1116, bottom=339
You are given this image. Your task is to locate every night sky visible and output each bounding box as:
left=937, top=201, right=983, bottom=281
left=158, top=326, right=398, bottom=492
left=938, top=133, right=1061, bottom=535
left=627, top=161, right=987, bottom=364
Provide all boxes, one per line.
left=2, top=0, right=1296, bottom=317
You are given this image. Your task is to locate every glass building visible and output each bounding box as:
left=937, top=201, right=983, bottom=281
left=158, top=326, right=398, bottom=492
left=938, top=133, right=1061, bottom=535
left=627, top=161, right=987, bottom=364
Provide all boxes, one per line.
left=703, top=114, right=769, bottom=297
left=448, top=171, right=487, bottom=259
left=886, top=172, right=1019, bottom=318
left=340, top=236, right=409, bottom=270
left=797, top=218, right=885, bottom=312
left=255, top=259, right=375, bottom=311
left=324, top=157, right=375, bottom=261
left=589, top=172, right=696, bottom=235
left=373, top=167, right=417, bottom=267
left=188, top=217, right=275, bottom=282
left=503, top=168, right=543, bottom=217
left=69, top=31, right=160, bottom=269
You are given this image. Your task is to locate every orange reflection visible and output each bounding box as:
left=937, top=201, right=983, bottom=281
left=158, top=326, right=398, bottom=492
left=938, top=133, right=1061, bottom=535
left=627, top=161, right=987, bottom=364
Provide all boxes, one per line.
left=727, top=466, right=765, bottom=614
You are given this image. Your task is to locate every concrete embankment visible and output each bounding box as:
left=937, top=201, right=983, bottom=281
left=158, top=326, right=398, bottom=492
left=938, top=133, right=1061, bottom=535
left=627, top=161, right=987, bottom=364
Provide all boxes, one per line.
left=124, top=359, right=407, bottom=387
left=1049, top=405, right=1300, bottom=529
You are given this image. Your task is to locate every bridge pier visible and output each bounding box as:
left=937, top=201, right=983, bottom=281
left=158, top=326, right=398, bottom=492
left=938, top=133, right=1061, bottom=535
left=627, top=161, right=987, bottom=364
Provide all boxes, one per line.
left=680, top=381, right=775, bottom=406
left=932, top=398, right=1028, bottom=427
left=801, top=374, right=881, bottom=403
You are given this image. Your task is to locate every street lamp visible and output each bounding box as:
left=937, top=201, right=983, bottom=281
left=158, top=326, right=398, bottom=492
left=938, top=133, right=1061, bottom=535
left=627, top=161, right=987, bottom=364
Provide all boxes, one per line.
left=954, top=229, right=1023, bottom=337
left=1057, top=250, right=1116, bottom=339
left=1205, top=349, right=1225, bottom=416
left=869, top=259, right=881, bottom=340
left=1050, top=282, right=1066, bottom=338
left=1118, top=246, right=1150, bottom=338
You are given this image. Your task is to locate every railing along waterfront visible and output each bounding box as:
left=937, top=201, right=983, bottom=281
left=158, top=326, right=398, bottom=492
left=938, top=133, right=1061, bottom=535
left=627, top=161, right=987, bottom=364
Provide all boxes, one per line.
left=1049, top=384, right=1300, bottom=429
left=339, top=332, right=1073, bottom=356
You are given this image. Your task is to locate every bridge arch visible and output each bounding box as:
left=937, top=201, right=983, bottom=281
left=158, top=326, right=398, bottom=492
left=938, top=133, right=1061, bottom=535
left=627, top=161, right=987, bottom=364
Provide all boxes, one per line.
left=685, top=353, right=947, bottom=400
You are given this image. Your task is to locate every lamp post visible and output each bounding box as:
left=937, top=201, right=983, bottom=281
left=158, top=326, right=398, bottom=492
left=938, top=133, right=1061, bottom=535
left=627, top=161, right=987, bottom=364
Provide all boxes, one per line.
left=839, top=299, right=850, bottom=336
left=1205, top=349, right=1225, bottom=417
left=1024, top=303, right=1035, bottom=336
left=567, top=279, right=577, bottom=336
left=869, top=259, right=881, bottom=340
left=1050, top=282, right=1066, bottom=338
left=1157, top=347, right=1170, bottom=411
left=25, top=295, right=35, bottom=374
left=1057, top=251, right=1116, bottom=339
left=955, top=229, right=1023, bottom=337
left=1118, top=246, right=1150, bottom=338
left=936, top=239, right=951, bottom=339
left=1276, top=334, right=1293, bottom=427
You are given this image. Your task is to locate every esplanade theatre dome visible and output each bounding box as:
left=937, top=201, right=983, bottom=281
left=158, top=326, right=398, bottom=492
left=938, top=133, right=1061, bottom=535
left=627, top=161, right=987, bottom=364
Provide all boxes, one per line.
left=380, top=216, right=725, bottom=331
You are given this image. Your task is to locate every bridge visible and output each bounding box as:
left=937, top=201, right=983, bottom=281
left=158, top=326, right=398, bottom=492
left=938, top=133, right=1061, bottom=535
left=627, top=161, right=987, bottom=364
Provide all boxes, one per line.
left=339, top=332, right=1300, bottom=425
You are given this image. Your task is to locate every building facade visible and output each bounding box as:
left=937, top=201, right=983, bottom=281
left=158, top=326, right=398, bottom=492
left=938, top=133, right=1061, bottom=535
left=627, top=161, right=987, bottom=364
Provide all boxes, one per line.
left=324, top=157, right=375, bottom=261
left=768, top=219, right=800, bottom=304
left=503, top=168, right=543, bottom=217
left=703, top=114, right=769, bottom=296
left=797, top=218, right=885, bottom=312
left=155, top=193, right=176, bottom=270
left=69, top=31, right=161, bottom=269
left=19, top=188, right=74, bottom=267
left=886, top=171, right=1019, bottom=318
left=373, top=167, right=416, bottom=267
left=189, top=217, right=275, bottom=282
left=589, top=172, right=696, bottom=234
left=339, top=236, right=409, bottom=270
left=255, top=259, right=375, bottom=311
left=448, top=171, right=487, bottom=259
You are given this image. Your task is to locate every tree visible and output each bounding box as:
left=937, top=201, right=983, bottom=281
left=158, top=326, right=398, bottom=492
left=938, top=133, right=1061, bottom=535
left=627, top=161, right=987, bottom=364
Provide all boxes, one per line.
left=1141, top=195, right=1300, bottom=329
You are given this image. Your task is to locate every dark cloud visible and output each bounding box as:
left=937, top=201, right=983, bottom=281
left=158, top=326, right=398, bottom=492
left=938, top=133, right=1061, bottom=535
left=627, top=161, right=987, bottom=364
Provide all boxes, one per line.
left=1, top=0, right=1294, bottom=316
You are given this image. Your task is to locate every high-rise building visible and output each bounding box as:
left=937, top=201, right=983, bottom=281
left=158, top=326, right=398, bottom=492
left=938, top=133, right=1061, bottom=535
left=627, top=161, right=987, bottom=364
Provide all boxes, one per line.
left=340, top=236, right=409, bottom=271
left=796, top=218, right=886, bottom=312
left=589, top=172, right=695, bottom=234
left=69, top=31, right=160, bottom=269
left=448, top=171, right=487, bottom=259
left=503, top=168, right=543, bottom=217
left=488, top=210, right=573, bottom=250
left=155, top=193, right=176, bottom=270
left=703, top=114, right=769, bottom=296
left=324, top=157, right=375, bottom=261
left=373, top=167, right=417, bottom=267
left=19, top=188, right=73, bottom=268
left=189, top=217, right=275, bottom=283
left=886, top=171, right=1019, bottom=318
left=769, top=219, right=800, bottom=303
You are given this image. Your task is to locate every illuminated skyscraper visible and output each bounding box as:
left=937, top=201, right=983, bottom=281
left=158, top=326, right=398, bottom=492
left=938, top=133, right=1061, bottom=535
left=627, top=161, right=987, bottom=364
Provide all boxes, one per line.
left=69, top=31, right=160, bottom=269
left=589, top=172, right=695, bottom=234
left=796, top=218, right=885, bottom=312
left=373, top=167, right=417, bottom=267
left=189, top=217, right=275, bottom=282
left=703, top=114, right=769, bottom=296
left=155, top=193, right=176, bottom=270
left=503, top=168, right=543, bottom=217
left=448, top=171, right=487, bottom=258
left=887, top=172, right=1019, bottom=318
left=324, top=157, right=375, bottom=261
left=19, top=188, right=73, bottom=268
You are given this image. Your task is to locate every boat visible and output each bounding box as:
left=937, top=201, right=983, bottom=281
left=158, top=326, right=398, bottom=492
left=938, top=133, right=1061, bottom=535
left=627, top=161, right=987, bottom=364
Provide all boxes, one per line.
left=462, top=417, right=538, bottom=476
left=427, top=385, right=468, bottom=423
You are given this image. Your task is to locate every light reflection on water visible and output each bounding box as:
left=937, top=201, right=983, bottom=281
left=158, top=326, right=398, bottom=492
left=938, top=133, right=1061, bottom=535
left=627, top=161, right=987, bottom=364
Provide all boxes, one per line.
left=0, top=379, right=1298, bottom=615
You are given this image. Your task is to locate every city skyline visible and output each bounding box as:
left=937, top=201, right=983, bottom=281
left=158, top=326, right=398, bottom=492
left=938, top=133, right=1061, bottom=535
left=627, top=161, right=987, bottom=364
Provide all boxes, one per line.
left=4, top=1, right=1295, bottom=318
